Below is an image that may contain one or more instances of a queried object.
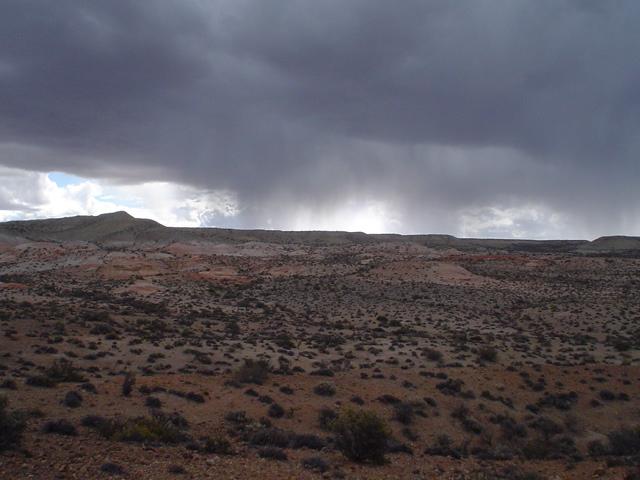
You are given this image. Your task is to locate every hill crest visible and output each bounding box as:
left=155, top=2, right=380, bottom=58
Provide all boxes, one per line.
left=0, top=212, right=638, bottom=253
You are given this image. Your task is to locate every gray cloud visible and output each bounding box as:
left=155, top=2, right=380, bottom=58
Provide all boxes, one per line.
left=0, top=0, right=639, bottom=237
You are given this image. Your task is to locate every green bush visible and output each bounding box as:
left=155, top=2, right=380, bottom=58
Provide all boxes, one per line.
left=0, top=396, right=26, bottom=452
left=85, top=413, right=188, bottom=444
left=330, top=408, right=391, bottom=464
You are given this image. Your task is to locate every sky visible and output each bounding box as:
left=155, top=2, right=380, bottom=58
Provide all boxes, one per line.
left=0, top=1, right=639, bottom=239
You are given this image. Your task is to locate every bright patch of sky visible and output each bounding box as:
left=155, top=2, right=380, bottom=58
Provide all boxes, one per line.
left=0, top=167, right=238, bottom=228
left=48, top=172, right=86, bottom=187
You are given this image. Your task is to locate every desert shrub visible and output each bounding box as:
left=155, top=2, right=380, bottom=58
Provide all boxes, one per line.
left=302, top=456, right=329, bottom=472
left=563, top=413, right=580, bottom=434
left=473, top=443, right=517, bottom=461
left=521, top=435, right=578, bottom=460
left=62, top=390, right=83, bottom=408
left=279, top=386, right=294, bottom=395
left=258, top=446, right=288, bottom=461
left=521, top=437, right=552, bottom=460
left=167, top=464, right=186, bottom=474
left=290, top=433, right=326, bottom=450
left=330, top=408, right=391, bottom=464
left=26, top=360, right=85, bottom=389
left=529, top=416, right=563, bottom=439
left=46, top=358, right=86, bottom=383
left=113, top=416, right=186, bottom=443
left=424, top=397, right=437, bottom=407
left=599, top=390, right=616, bottom=401
left=516, top=471, right=546, bottom=480
left=85, top=413, right=188, bottom=444
left=313, top=383, right=336, bottom=397
left=481, top=390, right=515, bottom=409
left=244, top=388, right=259, bottom=397
left=436, top=379, right=465, bottom=396
left=121, top=372, right=135, bottom=397
left=310, top=333, right=345, bottom=349
left=145, top=396, right=162, bottom=408
left=225, top=320, right=241, bottom=335
left=26, top=375, right=56, bottom=388
left=424, top=434, right=467, bottom=459
left=249, top=427, right=290, bottom=448
left=225, top=410, right=250, bottom=425
left=611, top=337, right=632, bottom=352
left=100, top=463, right=126, bottom=475
left=43, top=419, right=77, bottom=436
left=377, top=394, right=401, bottom=405
left=310, top=368, right=334, bottom=377
left=451, top=404, right=483, bottom=434
left=471, top=466, right=545, bottom=480
left=607, top=427, right=640, bottom=456
left=0, top=396, right=26, bottom=452
left=203, top=433, right=234, bottom=454
left=259, top=417, right=272, bottom=428
left=423, top=348, right=443, bottom=362
left=318, top=407, right=337, bottom=431
left=477, top=346, right=498, bottom=363
left=0, top=379, right=17, bottom=390
left=81, top=414, right=107, bottom=428
left=90, top=323, right=114, bottom=335
left=268, top=403, right=285, bottom=418
left=234, top=359, right=270, bottom=385
left=82, top=310, right=111, bottom=322
left=587, top=440, right=608, bottom=457
left=493, top=414, right=527, bottom=440
left=80, top=382, right=97, bottom=393
left=393, top=402, right=414, bottom=425
left=402, top=427, right=419, bottom=441
left=180, top=391, right=205, bottom=403
left=273, top=333, right=295, bottom=350
left=537, top=392, right=578, bottom=411
left=386, top=438, right=413, bottom=455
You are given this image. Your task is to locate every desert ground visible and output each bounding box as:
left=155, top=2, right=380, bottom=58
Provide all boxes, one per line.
left=0, top=213, right=639, bottom=479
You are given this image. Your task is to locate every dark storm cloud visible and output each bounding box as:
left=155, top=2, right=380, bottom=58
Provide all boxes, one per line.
left=0, top=0, right=639, bottom=236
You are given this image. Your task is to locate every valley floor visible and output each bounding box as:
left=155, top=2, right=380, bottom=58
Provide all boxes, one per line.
left=0, top=239, right=639, bottom=479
